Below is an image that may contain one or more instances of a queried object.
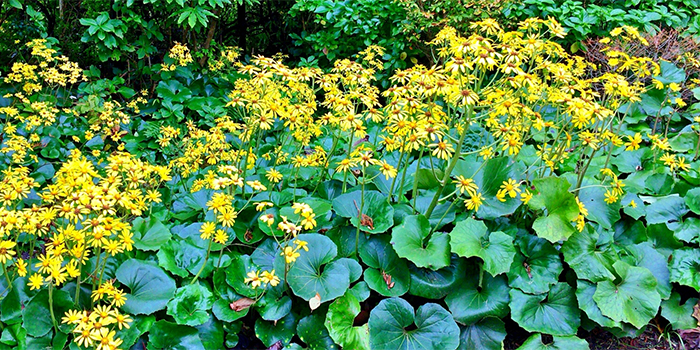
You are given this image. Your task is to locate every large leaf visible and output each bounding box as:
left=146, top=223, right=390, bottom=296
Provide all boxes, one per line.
left=298, top=313, right=338, bottom=350
left=368, top=297, right=459, bottom=350
left=593, top=261, right=661, bottom=329
left=510, top=283, right=580, bottom=336
left=255, top=311, right=298, bottom=347
left=644, top=195, right=688, bottom=226
left=360, top=235, right=410, bottom=297
left=132, top=216, right=172, bottom=251
left=624, top=242, right=671, bottom=299
left=115, top=259, right=176, bottom=315
left=332, top=190, right=394, bottom=233
left=577, top=185, right=620, bottom=229
left=116, top=315, right=155, bottom=349
left=527, top=177, right=579, bottom=242
left=445, top=272, right=510, bottom=325
left=561, top=226, right=616, bottom=282
left=148, top=320, right=205, bottom=350
left=457, top=317, right=506, bottom=350
left=287, top=234, right=350, bottom=303
left=408, top=256, right=467, bottom=299
left=517, top=334, right=589, bottom=350
left=391, top=215, right=450, bottom=270
left=575, top=280, right=621, bottom=329
left=686, top=187, right=700, bottom=214
left=324, top=292, right=370, bottom=350
left=22, top=289, right=74, bottom=337
left=166, top=283, right=214, bottom=326
left=669, top=248, right=700, bottom=290
left=507, top=234, right=563, bottom=294
left=449, top=218, right=515, bottom=276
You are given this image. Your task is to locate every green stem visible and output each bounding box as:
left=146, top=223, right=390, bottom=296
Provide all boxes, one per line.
left=425, top=109, right=473, bottom=218
left=411, top=149, right=424, bottom=208
left=388, top=149, right=406, bottom=202
left=355, top=164, right=366, bottom=258
left=2, top=264, right=11, bottom=291
left=191, top=238, right=213, bottom=285
left=48, top=283, right=58, bottom=332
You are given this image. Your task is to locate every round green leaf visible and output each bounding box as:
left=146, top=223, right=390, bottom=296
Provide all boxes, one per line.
left=593, top=261, right=661, bottom=329
left=115, top=259, right=176, bottom=315
left=457, top=317, right=506, bottom=350
left=408, top=256, right=467, bottom=299
left=288, top=234, right=350, bottom=303
left=23, top=289, right=74, bottom=337
left=517, top=334, right=589, bottom=350
left=669, top=248, right=700, bottom=290
left=332, top=190, right=394, bottom=233
left=132, top=217, right=172, bottom=251
left=507, top=234, right=563, bottom=294
left=166, top=283, right=214, bottom=326
left=561, top=226, right=616, bottom=282
left=148, top=320, right=205, bottom=350
left=360, top=235, right=410, bottom=297
left=297, top=313, right=339, bottom=350
left=324, top=292, right=370, bottom=350
left=255, top=311, right=297, bottom=347
left=391, top=215, right=450, bottom=270
left=510, top=283, right=580, bottom=336
left=368, top=297, right=459, bottom=350
left=449, top=218, right=515, bottom=276
left=446, top=272, right=510, bottom=326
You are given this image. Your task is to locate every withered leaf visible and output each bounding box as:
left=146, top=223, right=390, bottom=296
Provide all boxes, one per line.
left=381, top=270, right=395, bottom=289
left=229, top=297, right=255, bottom=312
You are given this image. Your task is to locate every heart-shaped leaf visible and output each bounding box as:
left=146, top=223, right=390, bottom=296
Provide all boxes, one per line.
left=288, top=234, right=350, bottom=303
left=561, top=225, right=616, bottom=282
left=324, top=292, right=370, bottom=350
left=368, top=297, right=459, bottom=350
left=391, top=215, right=450, bottom=270
left=507, top=234, right=563, bottom=294
left=132, top=217, right=172, bottom=251
left=332, top=190, right=394, bottom=233
left=116, top=259, right=176, bottom=315
left=449, top=218, right=515, bottom=276
left=510, top=283, right=580, bottom=336
left=446, top=271, right=510, bottom=326
left=593, top=261, right=661, bottom=329
left=457, top=317, right=506, bottom=350
left=360, top=235, right=410, bottom=297
left=517, top=334, right=589, bottom=350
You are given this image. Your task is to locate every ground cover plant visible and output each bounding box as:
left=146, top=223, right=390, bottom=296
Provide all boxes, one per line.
left=1, top=15, right=700, bottom=350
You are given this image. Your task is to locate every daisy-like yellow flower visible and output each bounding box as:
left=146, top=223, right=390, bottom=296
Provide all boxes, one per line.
left=430, top=140, right=455, bottom=160
left=244, top=270, right=262, bottom=289
left=28, top=273, right=44, bottom=290
left=261, top=270, right=280, bottom=287
left=464, top=192, right=484, bottom=212
left=377, top=160, right=397, bottom=180
left=0, top=240, right=17, bottom=264
left=213, top=229, right=229, bottom=244
left=200, top=221, right=216, bottom=240
left=281, top=246, right=301, bottom=264
left=453, top=175, right=478, bottom=196
left=624, top=133, right=642, bottom=151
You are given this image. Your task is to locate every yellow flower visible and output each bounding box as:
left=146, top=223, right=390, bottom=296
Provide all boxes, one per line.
left=244, top=270, right=262, bottom=289
left=28, top=273, right=44, bottom=290
left=377, top=160, right=397, bottom=180
left=15, top=258, right=27, bottom=277
left=0, top=240, right=17, bottom=264
left=213, top=229, right=229, bottom=244
left=453, top=175, right=478, bottom=196
left=200, top=222, right=216, bottom=240
left=261, top=270, right=280, bottom=287
left=604, top=189, right=619, bottom=204
left=499, top=178, right=521, bottom=199
left=520, top=189, right=533, bottom=204
left=464, top=193, right=484, bottom=212
left=624, top=133, right=642, bottom=151
left=282, top=246, right=301, bottom=264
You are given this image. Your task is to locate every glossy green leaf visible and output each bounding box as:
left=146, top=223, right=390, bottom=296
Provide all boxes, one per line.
left=287, top=233, right=350, bottom=303
left=115, top=259, right=176, bottom=315
left=297, top=313, right=338, bottom=350
left=457, top=317, right=506, bottom=350
left=669, top=248, right=700, bottom=290
left=166, top=283, right=214, bottom=326
left=368, top=297, right=459, bottom=350
left=593, top=261, right=661, bottom=329
left=561, top=226, right=616, bottom=282
left=360, top=235, right=410, bottom=297
left=517, top=334, right=589, bottom=350
left=527, top=177, right=579, bottom=242
left=332, top=190, right=394, bottom=233
left=132, top=216, right=172, bottom=251
left=510, top=283, right=580, bottom=336
left=661, top=291, right=699, bottom=330
left=148, top=320, right=205, bottom=350
left=324, top=292, right=370, bottom=350
left=507, top=234, right=563, bottom=294
left=391, top=215, right=450, bottom=270
left=255, top=311, right=297, bottom=347
left=449, top=218, right=515, bottom=276
left=446, top=272, right=510, bottom=325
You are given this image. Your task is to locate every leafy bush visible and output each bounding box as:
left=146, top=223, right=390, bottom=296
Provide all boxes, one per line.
left=504, top=0, right=700, bottom=48
left=1, top=18, right=700, bottom=350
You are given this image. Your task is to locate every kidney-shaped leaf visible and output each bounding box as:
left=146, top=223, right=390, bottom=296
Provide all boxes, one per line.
left=510, top=283, right=580, bottom=336
left=369, top=297, right=459, bottom=350
left=593, top=261, right=661, bottom=329
left=527, top=177, right=579, bottom=242
left=449, top=218, right=515, bottom=276
left=116, top=259, right=176, bottom=315
left=324, top=292, right=370, bottom=350
left=391, top=215, right=450, bottom=270
left=288, top=234, right=350, bottom=303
